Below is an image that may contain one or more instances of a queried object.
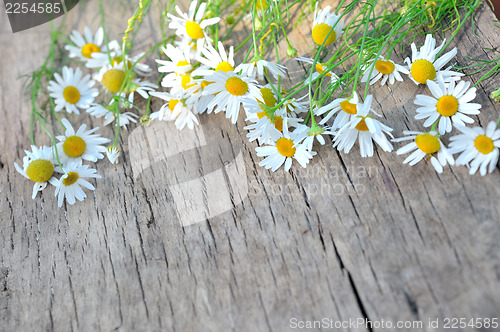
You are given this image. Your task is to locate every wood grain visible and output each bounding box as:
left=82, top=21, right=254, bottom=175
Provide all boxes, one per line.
left=1, top=1, right=500, bottom=331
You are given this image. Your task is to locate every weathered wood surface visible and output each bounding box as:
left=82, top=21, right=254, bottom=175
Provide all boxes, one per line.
left=1, top=1, right=500, bottom=331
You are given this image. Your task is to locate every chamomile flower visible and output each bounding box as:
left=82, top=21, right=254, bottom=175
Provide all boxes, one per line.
left=275, top=96, right=309, bottom=117
left=192, top=41, right=235, bottom=76
left=361, top=56, right=409, bottom=86
left=294, top=124, right=334, bottom=151
left=414, top=77, right=481, bottom=134
left=56, top=119, right=110, bottom=164
left=167, top=0, right=220, bottom=50
left=202, top=71, right=261, bottom=123
left=256, top=121, right=314, bottom=171
left=311, top=4, right=344, bottom=46
left=184, top=79, right=216, bottom=113
left=87, top=104, right=139, bottom=129
left=150, top=92, right=199, bottom=130
left=48, top=66, right=98, bottom=114
left=296, top=57, right=340, bottom=85
left=14, top=145, right=56, bottom=199
left=49, top=161, right=101, bottom=207
left=316, top=91, right=359, bottom=129
left=120, top=79, right=158, bottom=107
left=157, top=44, right=193, bottom=74
left=87, top=40, right=152, bottom=77
left=392, top=130, right=454, bottom=173
left=244, top=90, right=303, bottom=144
left=404, top=34, right=462, bottom=85
left=448, top=122, right=500, bottom=176
left=106, top=146, right=121, bottom=165
left=235, top=57, right=286, bottom=80
left=333, top=95, right=393, bottom=157
left=65, top=26, right=107, bottom=62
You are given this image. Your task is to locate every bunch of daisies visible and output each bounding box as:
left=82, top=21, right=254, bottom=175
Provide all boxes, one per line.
left=299, top=4, right=499, bottom=176
left=16, top=0, right=500, bottom=208
left=389, top=34, right=499, bottom=176
left=16, top=25, right=158, bottom=206
left=148, top=0, right=318, bottom=171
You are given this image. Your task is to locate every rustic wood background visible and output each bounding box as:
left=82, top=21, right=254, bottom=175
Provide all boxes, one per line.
left=1, top=0, right=500, bottom=331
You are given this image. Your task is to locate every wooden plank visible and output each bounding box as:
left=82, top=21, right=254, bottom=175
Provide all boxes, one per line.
left=1, top=0, right=500, bottom=331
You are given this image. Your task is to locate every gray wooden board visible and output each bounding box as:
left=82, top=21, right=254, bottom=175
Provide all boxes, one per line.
left=1, top=0, right=500, bottom=331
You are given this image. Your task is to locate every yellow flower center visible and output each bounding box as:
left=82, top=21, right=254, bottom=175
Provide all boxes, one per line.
left=215, top=61, right=235, bottom=73
left=63, top=86, right=80, bottom=104
left=355, top=118, right=369, bottom=131
left=474, top=135, right=495, bottom=154
left=276, top=137, right=296, bottom=157
left=258, top=87, right=277, bottom=107
left=415, top=133, right=440, bottom=154
left=340, top=100, right=357, bottom=114
left=274, top=116, right=283, bottom=132
left=185, top=21, right=204, bottom=39
left=168, top=99, right=180, bottom=111
left=410, top=59, right=436, bottom=84
left=81, top=43, right=101, bottom=58
left=201, top=80, right=213, bottom=90
left=26, top=159, right=54, bottom=183
left=436, top=95, right=459, bottom=117
left=225, top=77, right=248, bottom=96
left=111, top=56, right=132, bottom=69
left=102, top=69, right=126, bottom=93
left=255, top=0, right=268, bottom=11
left=181, top=75, right=196, bottom=90
left=63, top=136, right=86, bottom=157
left=312, top=23, right=337, bottom=46
left=177, top=60, right=190, bottom=67
left=63, top=172, right=79, bottom=186
left=374, top=59, right=395, bottom=75
left=315, top=63, right=332, bottom=77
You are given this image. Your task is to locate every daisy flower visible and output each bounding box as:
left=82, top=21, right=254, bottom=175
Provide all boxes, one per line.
left=333, top=95, right=393, bottom=157
left=316, top=91, right=359, bottom=129
left=393, top=130, right=454, bottom=173
left=296, top=57, right=340, bottom=85
left=244, top=99, right=303, bottom=144
left=235, top=57, right=287, bottom=80
left=184, top=79, right=216, bottom=114
left=87, top=40, right=152, bottom=77
left=49, top=161, right=101, bottom=207
left=414, top=77, right=481, bottom=134
left=156, top=44, right=193, bottom=75
left=448, top=122, right=500, bottom=176
left=48, top=66, right=98, bottom=114
left=87, top=104, right=139, bottom=129
left=14, top=145, right=56, bottom=199
left=404, top=34, right=463, bottom=85
left=150, top=92, right=199, bottom=130
left=256, top=121, right=314, bottom=171
left=120, top=78, right=158, bottom=107
left=65, top=26, right=107, bottom=62
left=56, top=118, right=110, bottom=164
left=167, top=0, right=220, bottom=50
left=311, top=4, right=344, bottom=46
left=106, top=146, right=121, bottom=164
left=361, top=56, right=409, bottom=86
left=202, top=71, right=261, bottom=123
left=192, top=41, right=235, bottom=76
left=275, top=96, right=309, bottom=117
left=294, top=124, right=334, bottom=151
